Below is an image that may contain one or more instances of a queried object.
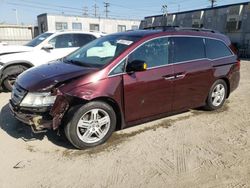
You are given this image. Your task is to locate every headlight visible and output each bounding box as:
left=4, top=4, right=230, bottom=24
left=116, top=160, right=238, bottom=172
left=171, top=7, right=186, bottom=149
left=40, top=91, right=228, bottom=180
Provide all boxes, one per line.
left=0, top=63, right=3, bottom=69
left=20, top=92, right=56, bottom=107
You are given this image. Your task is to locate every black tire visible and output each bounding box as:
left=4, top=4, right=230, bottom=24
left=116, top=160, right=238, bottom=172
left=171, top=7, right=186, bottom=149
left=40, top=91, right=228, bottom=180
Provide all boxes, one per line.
left=205, top=79, right=228, bottom=111
left=63, top=105, right=81, bottom=145
left=64, top=101, right=116, bottom=149
left=2, top=65, right=28, bottom=91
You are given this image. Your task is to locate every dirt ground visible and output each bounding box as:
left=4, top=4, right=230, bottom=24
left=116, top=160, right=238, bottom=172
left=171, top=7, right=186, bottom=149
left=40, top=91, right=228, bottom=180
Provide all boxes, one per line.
left=0, top=61, right=250, bottom=188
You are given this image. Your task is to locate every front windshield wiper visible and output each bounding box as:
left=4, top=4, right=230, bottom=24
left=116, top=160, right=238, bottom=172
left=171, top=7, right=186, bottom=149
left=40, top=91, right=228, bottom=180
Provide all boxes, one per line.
left=63, top=58, right=92, bottom=67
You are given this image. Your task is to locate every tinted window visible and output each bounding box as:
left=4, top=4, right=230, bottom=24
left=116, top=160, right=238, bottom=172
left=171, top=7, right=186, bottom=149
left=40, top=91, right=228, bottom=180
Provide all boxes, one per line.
left=172, top=37, right=205, bottom=63
left=128, top=37, right=169, bottom=68
left=49, top=34, right=74, bottom=48
left=73, top=34, right=96, bottom=47
left=206, top=39, right=232, bottom=59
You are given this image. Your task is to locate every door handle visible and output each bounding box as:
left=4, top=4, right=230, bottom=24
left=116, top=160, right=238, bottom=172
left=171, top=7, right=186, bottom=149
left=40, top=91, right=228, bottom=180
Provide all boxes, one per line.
left=163, top=75, right=175, bottom=80
left=175, top=73, right=186, bottom=79
left=176, top=74, right=185, bottom=79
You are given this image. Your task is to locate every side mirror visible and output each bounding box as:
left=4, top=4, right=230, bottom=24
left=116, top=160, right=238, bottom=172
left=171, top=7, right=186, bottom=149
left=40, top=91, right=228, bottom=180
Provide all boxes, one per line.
left=126, top=60, right=147, bottom=73
left=42, top=44, right=54, bottom=50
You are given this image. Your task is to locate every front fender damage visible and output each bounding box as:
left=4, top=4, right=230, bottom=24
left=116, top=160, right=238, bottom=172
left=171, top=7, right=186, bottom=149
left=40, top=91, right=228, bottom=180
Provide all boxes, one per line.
left=27, top=95, right=71, bottom=133
left=26, top=89, right=93, bottom=133
left=49, top=95, right=70, bottom=130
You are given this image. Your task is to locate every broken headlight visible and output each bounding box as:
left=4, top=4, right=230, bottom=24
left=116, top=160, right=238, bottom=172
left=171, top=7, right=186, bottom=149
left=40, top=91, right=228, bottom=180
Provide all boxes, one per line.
left=20, top=92, right=56, bottom=107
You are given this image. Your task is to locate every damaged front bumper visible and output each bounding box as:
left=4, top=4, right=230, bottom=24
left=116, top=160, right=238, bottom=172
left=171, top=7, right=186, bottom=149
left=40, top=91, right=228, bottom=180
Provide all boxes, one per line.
left=9, top=95, right=70, bottom=133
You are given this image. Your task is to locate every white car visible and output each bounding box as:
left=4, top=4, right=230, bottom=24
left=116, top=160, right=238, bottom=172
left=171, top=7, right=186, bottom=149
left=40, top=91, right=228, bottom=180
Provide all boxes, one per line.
left=0, top=31, right=102, bottom=91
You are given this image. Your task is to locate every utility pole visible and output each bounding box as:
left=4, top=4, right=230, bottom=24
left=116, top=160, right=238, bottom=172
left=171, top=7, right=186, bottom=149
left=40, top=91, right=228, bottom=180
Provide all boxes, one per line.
left=104, top=2, right=110, bottom=18
left=209, top=0, right=217, bottom=8
left=83, top=6, right=88, bottom=17
left=161, top=4, right=168, bottom=16
left=13, top=8, right=19, bottom=25
left=161, top=4, right=168, bottom=26
left=93, top=2, right=99, bottom=17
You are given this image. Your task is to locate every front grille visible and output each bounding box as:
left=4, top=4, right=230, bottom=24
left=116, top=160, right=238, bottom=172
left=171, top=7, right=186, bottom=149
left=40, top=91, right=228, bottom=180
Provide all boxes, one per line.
left=11, top=83, right=27, bottom=105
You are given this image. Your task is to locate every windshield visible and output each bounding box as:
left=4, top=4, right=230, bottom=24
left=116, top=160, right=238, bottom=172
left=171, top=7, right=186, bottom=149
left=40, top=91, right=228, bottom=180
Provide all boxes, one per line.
left=64, top=34, right=142, bottom=68
left=25, top=32, right=53, bottom=47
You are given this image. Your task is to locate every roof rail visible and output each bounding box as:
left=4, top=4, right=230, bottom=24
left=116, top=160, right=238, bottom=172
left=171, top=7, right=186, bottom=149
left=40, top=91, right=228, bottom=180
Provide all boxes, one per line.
left=143, top=26, right=219, bottom=33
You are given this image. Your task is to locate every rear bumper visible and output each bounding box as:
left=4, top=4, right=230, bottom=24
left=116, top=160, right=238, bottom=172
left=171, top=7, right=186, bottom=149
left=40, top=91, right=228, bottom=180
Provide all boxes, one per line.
left=9, top=100, right=53, bottom=133
left=229, top=70, right=240, bottom=94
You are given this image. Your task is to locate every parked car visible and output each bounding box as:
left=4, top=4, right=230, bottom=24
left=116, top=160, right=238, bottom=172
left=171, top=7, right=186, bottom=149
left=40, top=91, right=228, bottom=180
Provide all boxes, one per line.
left=0, top=31, right=102, bottom=91
left=9, top=28, right=240, bottom=149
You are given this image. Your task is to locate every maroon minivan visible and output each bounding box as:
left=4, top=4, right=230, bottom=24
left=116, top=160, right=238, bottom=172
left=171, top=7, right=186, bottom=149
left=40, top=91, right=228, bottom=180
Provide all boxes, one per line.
left=9, top=28, right=240, bottom=149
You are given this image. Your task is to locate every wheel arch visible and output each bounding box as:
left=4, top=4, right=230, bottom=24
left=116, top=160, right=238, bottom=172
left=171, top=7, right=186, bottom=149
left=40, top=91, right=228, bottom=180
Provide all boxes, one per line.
left=68, top=95, right=123, bottom=131
left=93, top=96, right=123, bottom=131
left=1, top=60, right=34, bottom=78
left=3, top=60, right=34, bottom=70
left=219, top=77, right=230, bottom=98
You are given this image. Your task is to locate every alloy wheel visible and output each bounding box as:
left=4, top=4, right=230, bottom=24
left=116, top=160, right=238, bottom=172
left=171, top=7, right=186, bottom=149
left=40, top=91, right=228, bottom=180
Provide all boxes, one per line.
left=76, top=108, right=111, bottom=144
left=211, top=83, right=225, bottom=107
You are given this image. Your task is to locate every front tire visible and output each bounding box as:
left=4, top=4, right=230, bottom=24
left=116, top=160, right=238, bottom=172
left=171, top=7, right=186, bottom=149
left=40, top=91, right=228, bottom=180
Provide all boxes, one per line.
left=64, top=101, right=116, bottom=149
left=205, top=79, right=228, bottom=111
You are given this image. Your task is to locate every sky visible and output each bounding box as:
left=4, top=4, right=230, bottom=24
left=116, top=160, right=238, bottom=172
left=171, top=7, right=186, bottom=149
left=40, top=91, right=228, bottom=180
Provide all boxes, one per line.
left=0, top=0, right=248, bottom=25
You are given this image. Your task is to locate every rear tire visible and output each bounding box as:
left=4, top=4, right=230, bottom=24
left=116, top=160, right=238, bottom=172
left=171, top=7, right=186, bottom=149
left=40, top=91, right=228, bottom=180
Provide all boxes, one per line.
left=205, top=79, right=228, bottom=111
left=64, top=101, right=116, bottom=149
left=2, top=65, right=28, bottom=91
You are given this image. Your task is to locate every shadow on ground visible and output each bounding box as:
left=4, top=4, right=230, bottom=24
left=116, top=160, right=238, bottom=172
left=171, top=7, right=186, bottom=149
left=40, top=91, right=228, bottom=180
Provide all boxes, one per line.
left=0, top=104, right=74, bottom=149
left=0, top=101, right=230, bottom=154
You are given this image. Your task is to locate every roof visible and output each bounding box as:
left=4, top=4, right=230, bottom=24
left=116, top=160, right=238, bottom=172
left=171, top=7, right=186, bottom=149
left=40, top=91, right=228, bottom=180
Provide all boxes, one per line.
left=37, top=13, right=141, bottom=22
left=44, top=30, right=104, bottom=37
left=109, top=28, right=227, bottom=42
left=145, top=1, right=250, bottom=19
left=112, top=30, right=162, bottom=37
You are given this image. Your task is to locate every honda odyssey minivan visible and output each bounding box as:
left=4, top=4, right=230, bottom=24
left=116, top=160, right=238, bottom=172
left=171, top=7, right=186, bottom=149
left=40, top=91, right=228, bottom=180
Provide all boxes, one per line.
left=9, top=28, right=240, bottom=149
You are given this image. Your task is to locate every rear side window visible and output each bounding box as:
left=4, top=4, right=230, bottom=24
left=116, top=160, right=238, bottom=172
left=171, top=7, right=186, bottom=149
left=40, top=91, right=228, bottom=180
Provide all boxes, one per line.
left=205, top=39, right=232, bottom=59
left=49, top=34, right=74, bottom=48
left=73, top=34, right=96, bottom=47
left=171, top=37, right=205, bottom=63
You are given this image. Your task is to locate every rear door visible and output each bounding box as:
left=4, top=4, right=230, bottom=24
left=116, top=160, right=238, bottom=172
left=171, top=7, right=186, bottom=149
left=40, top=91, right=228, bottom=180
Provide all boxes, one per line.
left=123, top=37, right=174, bottom=122
left=170, top=36, right=214, bottom=111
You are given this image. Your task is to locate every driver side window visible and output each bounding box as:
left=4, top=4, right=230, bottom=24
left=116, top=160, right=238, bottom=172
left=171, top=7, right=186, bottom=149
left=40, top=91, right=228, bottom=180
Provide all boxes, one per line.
left=128, top=37, right=169, bottom=68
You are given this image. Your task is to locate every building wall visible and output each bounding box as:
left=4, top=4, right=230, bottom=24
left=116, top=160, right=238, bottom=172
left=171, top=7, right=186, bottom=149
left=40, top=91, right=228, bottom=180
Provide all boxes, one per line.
left=37, top=14, right=140, bottom=34
left=141, top=2, right=250, bottom=57
left=0, top=25, right=34, bottom=45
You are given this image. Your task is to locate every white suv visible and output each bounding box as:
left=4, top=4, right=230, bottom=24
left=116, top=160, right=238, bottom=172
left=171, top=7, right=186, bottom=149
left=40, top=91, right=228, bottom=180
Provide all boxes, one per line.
left=0, top=31, right=102, bottom=91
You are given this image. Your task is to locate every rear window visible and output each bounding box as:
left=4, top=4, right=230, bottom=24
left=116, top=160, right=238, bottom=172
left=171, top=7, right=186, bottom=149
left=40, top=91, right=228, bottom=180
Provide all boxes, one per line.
left=205, top=39, right=232, bottom=59
left=171, top=37, right=205, bottom=63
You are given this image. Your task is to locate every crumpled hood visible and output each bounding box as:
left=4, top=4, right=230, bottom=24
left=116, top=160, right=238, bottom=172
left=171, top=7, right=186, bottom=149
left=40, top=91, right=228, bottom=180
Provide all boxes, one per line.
left=0, top=45, right=33, bottom=55
left=17, top=60, right=98, bottom=92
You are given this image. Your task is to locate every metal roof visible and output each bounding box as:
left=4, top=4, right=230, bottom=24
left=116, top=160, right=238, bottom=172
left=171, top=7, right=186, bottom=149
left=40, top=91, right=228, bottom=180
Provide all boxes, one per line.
left=145, top=1, right=249, bottom=19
